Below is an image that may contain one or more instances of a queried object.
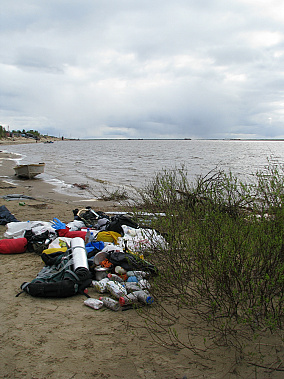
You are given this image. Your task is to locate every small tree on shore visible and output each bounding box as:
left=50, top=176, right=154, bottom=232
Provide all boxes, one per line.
left=0, top=125, right=6, bottom=138
left=132, top=160, right=284, bottom=360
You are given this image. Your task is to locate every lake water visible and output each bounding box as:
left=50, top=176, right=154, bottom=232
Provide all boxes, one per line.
left=2, top=139, right=284, bottom=199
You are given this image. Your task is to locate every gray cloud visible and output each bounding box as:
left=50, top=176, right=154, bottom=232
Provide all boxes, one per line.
left=1, top=0, right=284, bottom=139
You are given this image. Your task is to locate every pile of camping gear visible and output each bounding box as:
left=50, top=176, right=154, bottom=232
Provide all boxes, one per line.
left=0, top=205, right=166, bottom=311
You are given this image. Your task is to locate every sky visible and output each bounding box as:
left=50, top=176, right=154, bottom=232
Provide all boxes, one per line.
left=1, top=0, right=284, bottom=139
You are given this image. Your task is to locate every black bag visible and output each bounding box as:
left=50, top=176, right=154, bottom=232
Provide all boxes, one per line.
left=106, top=215, right=139, bottom=236
left=24, top=229, right=55, bottom=255
left=108, top=250, right=158, bottom=275
left=19, top=278, right=91, bottom=298
left=17, top=251, right=92, bottom=298
left=74, top=207, right=109, bottom=227
left=0, top=205, right=19, bottom=225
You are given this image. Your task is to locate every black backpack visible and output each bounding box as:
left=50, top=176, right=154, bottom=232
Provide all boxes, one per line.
left=17, top=251, right=92, bottom=298
left=73, top=207, right=109, bottom=227
left=106, top=215, right=139, bottom=236
left=24, top=229, right=55, bottom=255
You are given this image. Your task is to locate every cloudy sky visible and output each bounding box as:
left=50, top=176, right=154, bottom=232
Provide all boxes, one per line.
left=1, top=0, right=284, bottom=139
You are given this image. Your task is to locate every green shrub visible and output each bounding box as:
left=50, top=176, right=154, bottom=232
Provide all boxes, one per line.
left=133, top=161, right=284, bottom=351
left=98, top=186, right=129, bottom=202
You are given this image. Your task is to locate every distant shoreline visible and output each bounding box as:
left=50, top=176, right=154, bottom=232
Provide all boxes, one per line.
left=67, top=137, right=284, bottom=141
left=0, top=136, right=62, bottom=145
left=1, top=136, right=283, bottom=145
left=46, top=138, right=284, bottom=142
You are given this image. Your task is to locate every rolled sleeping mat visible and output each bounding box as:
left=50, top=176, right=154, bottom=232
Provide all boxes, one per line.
left=70, top=237, right=90, bottom=280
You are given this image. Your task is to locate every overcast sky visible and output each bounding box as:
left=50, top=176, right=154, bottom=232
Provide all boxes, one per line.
left=1, top=0, right=284, bottom=139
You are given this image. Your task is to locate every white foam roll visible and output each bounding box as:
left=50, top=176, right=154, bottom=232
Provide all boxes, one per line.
left=71, top=237, right=89, bottom=272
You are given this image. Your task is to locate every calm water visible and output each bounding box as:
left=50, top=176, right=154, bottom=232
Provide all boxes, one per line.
left=2, top=139, right=284, bottom=199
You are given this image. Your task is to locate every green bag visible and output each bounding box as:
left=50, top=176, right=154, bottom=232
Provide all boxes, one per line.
left=17, top=251, right=92, bottom=298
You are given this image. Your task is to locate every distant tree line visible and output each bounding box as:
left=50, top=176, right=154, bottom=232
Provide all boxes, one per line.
left=0, top=126, right=46, bottom=140
left=12, top=128, right=41, bottom=138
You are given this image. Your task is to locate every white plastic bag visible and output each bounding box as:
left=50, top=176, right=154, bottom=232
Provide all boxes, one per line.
left=84, top=298, right=103, bottom=310
left=66, top=220, right=86, bottom=231
left=48, top=237, right=72, bottom=249
left=4, top=221, right=32, bottom=238
left=4, top=220, right=55, bottom=239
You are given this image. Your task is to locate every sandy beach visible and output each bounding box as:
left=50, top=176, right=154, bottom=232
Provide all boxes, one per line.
left=1, top=147, right=195, bottom=379
left=0, top=144, right=283, bottom=378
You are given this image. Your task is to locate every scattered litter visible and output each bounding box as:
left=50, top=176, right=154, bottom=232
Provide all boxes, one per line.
left=1, top=194, right=36, bottom=201
left=0, top=205, right=164, bottom=313
left=0, top=205, right=19, bottom=225
left=84, top=298, right=103, bottom=310
left=0, top=185, right=17, bottom=189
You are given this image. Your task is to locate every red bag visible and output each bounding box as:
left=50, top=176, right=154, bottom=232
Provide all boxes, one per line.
left=0, top=238, right=27, bottom=254
left=57, top=228, right=87, bottom=240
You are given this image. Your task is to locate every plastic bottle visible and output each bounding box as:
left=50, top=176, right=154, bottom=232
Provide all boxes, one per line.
left=115, top=266, right=126, bottom=275
left=127, top=276, right=138, bottom=283
left=124, top=282, right=142, bottom=292
left=138, top=279, right=151, bottom=290
left=133, top=290, right=154, bottom=304
left=127, top=271, right=148, bottom=280
left=106, top=281, right=127, bottom=298
left=84, top=298, right=104, bottom=310
left=89, top=231, right=94, bottom=242
left=93, top=277, right=109, bottom=293
left=124, top=279, right=151, bottom=292
left=85, top=228, right=91, bottom=243
left=99, top=297, right=120, bottom=311
left=107, top=273, right=124, bottom=283
left=119, top=292, right=140, bottom=306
